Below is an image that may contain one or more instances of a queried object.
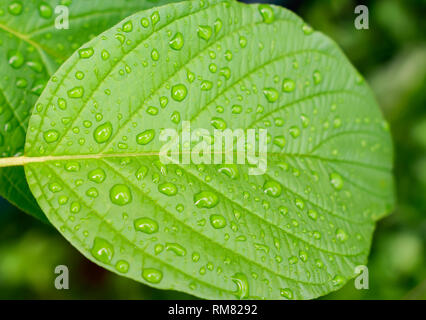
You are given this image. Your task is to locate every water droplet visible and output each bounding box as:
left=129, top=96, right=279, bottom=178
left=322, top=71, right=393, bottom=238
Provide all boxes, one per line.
left=65, top=161, right=80, bottom=172
left=65, top=67, right=78, bottom=80
left=289, top=126, right=300, bottom=138
left=110, top=184, right=132, bottom=206
left=258, top=4, right=274, bottom=23
left=232, top=273, right=249, bottom=299
left=336, top=228, right=348, bottom=242
left=136, top=129, right=155, bottom=145
left=70, top=202, right=81, bottom=214
left=308, top=209, right=318, bottom=220
left=101, top=49, right=110, bottom=60
left=214, top=18, right=222, bottom=33
left=78, top=47, right=94, bottom=59
left=330, top=172, right=344, bottom=190
left=115, top=260, right=129, bottom=273
left=39, top=2, right=52, bottom=19
left=224, top=50, right=233, bottom=61
left=67, top=86, right=84, bottom=98
left=158, top=182, right=177, bottom=196
left=169, top=32, right=184, bottom=50
left=288, top=256, right=298, bottom=264
left=232, top=104, right=242, bottom=114
left=282, top=78, right=295, bottom=92
left=141, top=17, right=149, bottom=28
left=142, top=268, right=162, bottom=284
left=295, top=198, right=305, bottom=210
left=218, top=164, right=239, bottom=179
left=88, top=168, right=106, bottom=184
left=263, top=180, right=282, bottom=198
left=86, top=187, right=98, bottom=198
left=300, top=114, right=310, bottom=128
left=15, top=78, right=27, bottom=88
left=210, top=117, right=227, bottom=130
left=150, top=11, right=160, bottom=26
left=171, top=84, right=187, bottom=101
left=210, top=214, right=227, bottom=229
left=146, top=106, right=158, bottom=115
left=302, top=24, right=314, bottom=35
left=239, top=36, right=247, bottom=48
left=122, top=20, right=133, bottom=32
left=194, top=191, right=219, bottom=209
left=57, top=98, right=67, bottom=110
left=7, top=50, right=24, bottom=68
left=332, top=275, right=345, bottom=286
left=166, top=243, right=186, bottom=256
left=135, top=166, right=148, bottom=180
left=94, top=122, right=113, bottom=143
left=134, top=217, right=159, bottom=234
left=48, top=182, right=62, bottom=193
left=220, top=67, right=231, bottom=80
left=43, top=129, right=59, bottom=143
left=8, top=1, right=23, bottom=16
left=263, top=88, right=279, bottom=102
left=273, top=136, right=286, bottom=148
left=201, top=80, right=213, bottom=91
left=280, top=288, right=293, bottom=299
left=197, top=25, right=212, bottom=41
left=313, top=70, right=322, bottom=84
left=151, top=48, right=159, bottom=61
left=91, top=237, right=114, bottom=264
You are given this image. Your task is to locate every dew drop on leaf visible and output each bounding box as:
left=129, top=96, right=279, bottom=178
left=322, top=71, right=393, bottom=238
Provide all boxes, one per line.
left=78, top=47, right=94, bottom=59
left=134, top=217, right=159, bottom=234
left=258, top=4, right=274, bottom=23
left=171, top=84, right=188, bottom=101
left=38, top=2, right=53, bottom=19
left=136, top=129, right=155, bottom=145
left=166, top=243, right=187, bottom=256
left=282, top=78, right=296, bottom=92
left=197, top=25, right=213, bottom=41
left=88, top=168, right=106, bottom=183
left=8, top=1, right=23, bottom=16
left=209, top=214, right=227, bottom=229
left=232, top=273, right=249, bottom=299
left=273, top=136, right=286, bottom=148
left=115, top=260, right=129, bottom=273
left=280, top=288, right=293, bottom=299
left=263, top=180, right=282, bottom=198
left=91, top=237, right=114, bottom=264
left=110, top=184, right=132, bottom=206
left=169, top=32, right=184, bottom=50
left=330, top=172, right=344, bottom=190
left=122, top=20, right=133, bottom=32
left=194, top=191, right=219, bottom=209
left=142, top=268, right=163, bottom=284
left=43, top=129, right=59, bottom=143
left=93, top=122, right=113, bottom=143
left=336, top=228, right=348, bottom=242
left=7, top=50, right=24, bottom=68
left=67, top=86, right=84, bottom=98
left=158, top=182, right=178, bottom=196
left=263, top=87, right=279, bottom=102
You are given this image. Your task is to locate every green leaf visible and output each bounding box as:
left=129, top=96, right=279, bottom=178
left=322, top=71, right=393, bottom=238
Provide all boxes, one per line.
left=23, top=0, right=394, bottom=299
left=0, top=0, right=181, bottom=221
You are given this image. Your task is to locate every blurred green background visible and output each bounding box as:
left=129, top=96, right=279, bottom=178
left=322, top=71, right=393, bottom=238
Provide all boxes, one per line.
left=1, top=0, right=425, bottom=299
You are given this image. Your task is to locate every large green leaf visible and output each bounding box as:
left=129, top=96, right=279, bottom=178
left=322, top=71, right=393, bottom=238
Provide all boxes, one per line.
left=22, top=0, right=394, bottom=299
left=0, top=0, right=181, bottom=221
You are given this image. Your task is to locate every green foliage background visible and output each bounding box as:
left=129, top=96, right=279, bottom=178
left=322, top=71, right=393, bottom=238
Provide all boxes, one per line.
left=0, top=0, right=425, bottom=299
